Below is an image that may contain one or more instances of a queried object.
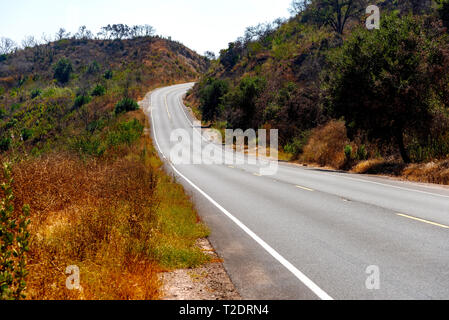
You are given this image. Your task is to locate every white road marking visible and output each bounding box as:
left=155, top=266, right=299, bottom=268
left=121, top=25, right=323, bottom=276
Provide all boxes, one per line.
left=148, top=87, right=333, bottom=301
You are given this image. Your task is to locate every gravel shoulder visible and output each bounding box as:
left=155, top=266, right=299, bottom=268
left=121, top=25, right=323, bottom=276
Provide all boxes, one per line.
left=160, top=238, right=241, bottom=300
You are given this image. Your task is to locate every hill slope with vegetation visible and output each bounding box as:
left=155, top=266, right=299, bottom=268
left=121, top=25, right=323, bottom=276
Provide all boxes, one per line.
left=187, top=0, right=449, bottom=184
left=0, top=26, right=210, bottom=299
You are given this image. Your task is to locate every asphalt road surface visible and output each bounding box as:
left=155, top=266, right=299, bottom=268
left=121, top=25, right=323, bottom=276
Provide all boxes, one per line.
left=142, top=83, right=449, bottom=300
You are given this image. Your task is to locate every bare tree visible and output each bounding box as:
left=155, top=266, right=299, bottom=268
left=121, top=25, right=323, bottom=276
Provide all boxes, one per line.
left=0, top=37, right=17, bottom=55
left=21, top=35, right=37, bottom=49
left=55, top=28, right=71, bottom=40
left=143, top=25, right=155, bottom=37
left=204, top=51, right=216, bottom=60
left=75, top=26, right=93, bottom=40
left=289, top=0, right=312, bottom=15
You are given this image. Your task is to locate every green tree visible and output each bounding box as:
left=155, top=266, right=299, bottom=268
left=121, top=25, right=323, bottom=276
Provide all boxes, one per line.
left=53, top=58, right=73, bottom=84
left=114, top=97, right=139, bottom=115
left=199, top=78, right=229, bottom=122
left=324, top=14, right=446, bottom=163
left=223, top=76, right=266, bottom=129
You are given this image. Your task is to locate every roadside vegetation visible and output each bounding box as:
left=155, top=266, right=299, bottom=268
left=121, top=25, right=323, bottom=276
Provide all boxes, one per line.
left=187, top=0, right=449, bottom=185
left=0, top=26, right=209, bottom=299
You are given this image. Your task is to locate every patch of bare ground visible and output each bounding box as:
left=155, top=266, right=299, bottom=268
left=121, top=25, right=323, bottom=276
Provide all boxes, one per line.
left=160, top=238, right=241, bottom=300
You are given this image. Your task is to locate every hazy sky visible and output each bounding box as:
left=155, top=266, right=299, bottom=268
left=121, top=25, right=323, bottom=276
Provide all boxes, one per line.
left=0, top=0, right=293, bottom=54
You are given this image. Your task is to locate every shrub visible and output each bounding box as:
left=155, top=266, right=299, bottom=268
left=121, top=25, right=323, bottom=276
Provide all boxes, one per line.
left=198, top=78, right=228, bottom=122
left=104, top=70, right=113, bottom=80
left=356, top=145, right=368, bottom=161
left=91, top=84, right=106, bottom=97
left=114, top=97, right=139, bottom=115
left=30, top=89, right=42, bottom=99
left=21, top=128, right=33, bottom=141
left=53, top=58, right=73, bottom=84
left=73, top=95, right=91, bottom=109
left=87, top=61, right=100, bottom=75
left=107, top=119, right=144, bottom=147
left=284, top=132, right=310, bottom=158
left=0, top=163, right=30, bottom=300
left=0, top=137, right=11, bottom=152
left=344, top=145, right=353, bottom=161
left=302, top=120, right=348, bottom=168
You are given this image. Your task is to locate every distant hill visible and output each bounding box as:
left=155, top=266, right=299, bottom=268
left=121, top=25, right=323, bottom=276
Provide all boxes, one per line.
left=0, top=35, right=207, bottom=156
left=188, top=0, right=449, bottom=168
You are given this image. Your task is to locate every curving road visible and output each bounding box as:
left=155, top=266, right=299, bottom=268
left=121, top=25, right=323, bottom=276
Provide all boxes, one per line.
left=142, top=83, right=449, bottom=300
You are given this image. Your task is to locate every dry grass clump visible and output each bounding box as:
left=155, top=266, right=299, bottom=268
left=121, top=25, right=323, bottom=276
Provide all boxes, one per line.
left=302, top=120, right=348, bottom=168
left=9, top=110, right=209, bottom=300
left=402, top=160, right=449, bottom=185
left=352, top=159, right=406, bottom=176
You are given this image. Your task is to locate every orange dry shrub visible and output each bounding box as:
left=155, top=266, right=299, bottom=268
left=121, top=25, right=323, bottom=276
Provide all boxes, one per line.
left=12, top=150, right=162, bottom=300
left=302, top=120, right=349, bottom=169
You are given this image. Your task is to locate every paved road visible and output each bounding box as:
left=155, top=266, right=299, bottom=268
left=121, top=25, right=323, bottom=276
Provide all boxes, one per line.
left=142, top=83, right=449, bottom=300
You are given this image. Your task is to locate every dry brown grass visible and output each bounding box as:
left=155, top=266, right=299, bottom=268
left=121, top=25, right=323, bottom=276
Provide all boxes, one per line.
left=302, top=120, right=349, bottom=169
left=402, top=160, right=449, bottom=185
left=9, top=110, right=208, bottom=300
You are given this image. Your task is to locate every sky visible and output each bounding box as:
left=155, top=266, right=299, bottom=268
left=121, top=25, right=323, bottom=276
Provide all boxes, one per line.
left=0, top=0, right=293, bottom=55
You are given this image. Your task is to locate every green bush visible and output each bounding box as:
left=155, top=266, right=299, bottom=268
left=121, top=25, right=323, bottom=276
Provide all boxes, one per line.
left=0, top=163, right=30, bottom=300
left=284, top=132, right=310, bottom=157
left=73, top=95, right=91, bottom=109
left=30, top=89, right=42, bottom=99
left=91, top=84, right=106, bottom=97
left=87, top=61, right=100, bottom=75
left=107, top=119, right=143, bottom=147
left=114, top=97, right=139, bottom=115
left=356, top=145, right=368, bottom=161
left=344, top=145, right=353, bottom=161
left=21, top=128, right=33, bottom=141
left=5, top=119, right=17, bottom=129
left=0, top=137, right=11, bottom=151
left=104, top=70, right=113, bottom=80
left=198, top=78, right=229, bottom=122
left=53, top=58, right=73, bottom=84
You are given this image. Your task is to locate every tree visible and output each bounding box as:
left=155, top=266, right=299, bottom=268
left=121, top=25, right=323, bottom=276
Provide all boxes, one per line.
left=55, top=28, right=71, bottom=40
left=21, top=36, right=37, bottom=49
left=204, top=51, right=216, bottom=60
left=74, top=26, right=93, bottom=40
left=0, top=38, right=16, bottom=55
left=324, top=14, right=446, bottom=163
left=289, top=0, right=312, bottom=15
left=305, top=0, right=367, bottom=34
left=199, top=78, right=229, bottom=121
left=53, top=58, right=73, bottom=84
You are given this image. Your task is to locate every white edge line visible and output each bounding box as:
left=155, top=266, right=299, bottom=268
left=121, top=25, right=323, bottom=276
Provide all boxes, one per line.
left=148, top=87, right=333, bottom=301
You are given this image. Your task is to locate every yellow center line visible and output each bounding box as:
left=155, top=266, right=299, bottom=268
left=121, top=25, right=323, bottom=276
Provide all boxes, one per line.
left=396, top=213, right=449, bottom=229
left=164, top=96, right=171, bottom=119
left=296, top=185, right=314, bottom=192
left=253, top=173, right=262, bottom=177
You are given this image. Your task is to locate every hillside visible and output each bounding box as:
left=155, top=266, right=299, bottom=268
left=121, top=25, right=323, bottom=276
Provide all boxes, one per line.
left=187, top=0, right=449, bottom=184
left=0, top=33, right=211, bottom=299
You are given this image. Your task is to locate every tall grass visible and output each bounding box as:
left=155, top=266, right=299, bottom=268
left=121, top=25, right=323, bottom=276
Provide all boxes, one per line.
left=10, top=110, right=209, bottom=300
